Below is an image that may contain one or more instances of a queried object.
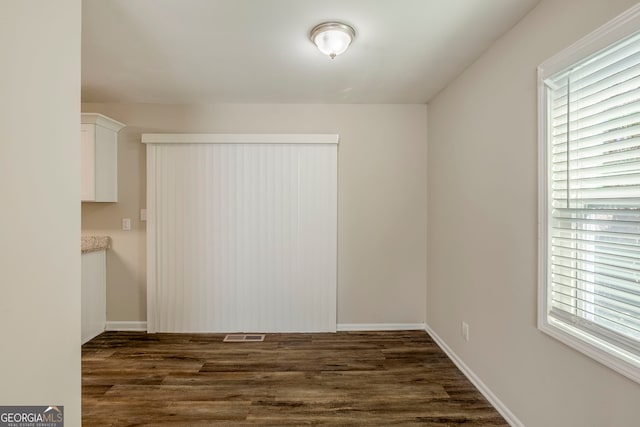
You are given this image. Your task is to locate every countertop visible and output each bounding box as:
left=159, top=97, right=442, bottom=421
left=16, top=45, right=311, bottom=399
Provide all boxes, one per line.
left=81, top=236, right=110, bottom=254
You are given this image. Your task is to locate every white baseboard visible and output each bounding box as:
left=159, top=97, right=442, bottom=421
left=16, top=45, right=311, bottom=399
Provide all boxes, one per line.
left=424, top=324, right=524, bottom=427
left=337, top=323, right=426, bottom=331
left=105, top=321, right=147, bottom=332
left=104, top=322, right=422, bottom=333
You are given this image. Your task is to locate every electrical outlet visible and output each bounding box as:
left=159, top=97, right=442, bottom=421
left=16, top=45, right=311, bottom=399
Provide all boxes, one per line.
left=122, top=218, right=131, bottom=231
left=462, top=322, right=469, bottom=342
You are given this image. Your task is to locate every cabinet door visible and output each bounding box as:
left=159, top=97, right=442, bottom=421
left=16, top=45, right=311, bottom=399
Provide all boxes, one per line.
left=94, top=124, right=118, bottom=202
left=81, top=250, right=106, bottom=344
left=81, top=124, right=95, bottom=201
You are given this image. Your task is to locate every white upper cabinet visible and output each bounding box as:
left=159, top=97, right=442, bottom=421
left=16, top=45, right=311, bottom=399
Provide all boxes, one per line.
left=81, top=113, right=125, bottom=202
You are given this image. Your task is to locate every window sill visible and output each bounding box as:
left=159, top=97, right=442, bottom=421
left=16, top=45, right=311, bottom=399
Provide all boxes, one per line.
left=538, top=317, right=640, bottom=384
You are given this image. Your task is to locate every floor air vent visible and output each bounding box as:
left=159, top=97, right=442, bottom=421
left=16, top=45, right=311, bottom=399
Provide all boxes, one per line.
left=223, top=334, right=266, bottom=343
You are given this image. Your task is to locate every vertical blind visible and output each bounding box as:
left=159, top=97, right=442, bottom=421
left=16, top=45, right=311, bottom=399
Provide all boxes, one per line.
left=145, top=137, right=337, bottom=333
left=545, top=31, right=640, bottom=354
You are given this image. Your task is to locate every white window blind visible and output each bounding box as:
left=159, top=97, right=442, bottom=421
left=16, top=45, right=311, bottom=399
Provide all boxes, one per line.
left=144, top=135, right=338, bottom=334
left=539, top=6, right=640, bottom=383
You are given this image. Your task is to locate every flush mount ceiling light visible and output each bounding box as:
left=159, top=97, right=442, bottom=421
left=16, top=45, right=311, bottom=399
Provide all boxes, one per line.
left=310, top=22, right=356, bottom=59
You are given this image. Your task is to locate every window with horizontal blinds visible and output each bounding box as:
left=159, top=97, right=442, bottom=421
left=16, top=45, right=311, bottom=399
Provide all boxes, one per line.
left=539, top=5, right=640, bottom=384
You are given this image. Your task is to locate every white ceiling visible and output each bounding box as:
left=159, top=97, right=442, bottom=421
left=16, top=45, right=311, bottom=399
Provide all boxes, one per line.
left=82, top=0, right=539, bottom=104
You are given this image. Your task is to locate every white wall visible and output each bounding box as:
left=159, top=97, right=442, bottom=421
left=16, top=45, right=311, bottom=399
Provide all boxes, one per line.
left=427, top=0, right=640, bottom=426
left=0, top=1, right=81, bottom=425
left=81, top=103, right=428, bottom=327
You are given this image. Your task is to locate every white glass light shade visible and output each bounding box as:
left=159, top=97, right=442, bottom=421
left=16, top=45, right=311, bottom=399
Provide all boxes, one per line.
left=310, top=22, right=355, bottom=59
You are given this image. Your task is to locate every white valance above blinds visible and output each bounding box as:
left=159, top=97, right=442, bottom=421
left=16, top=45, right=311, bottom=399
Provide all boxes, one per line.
left=543, top=30, right=640, bottom=358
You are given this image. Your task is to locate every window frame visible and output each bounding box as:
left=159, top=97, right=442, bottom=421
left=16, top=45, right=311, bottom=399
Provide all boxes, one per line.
left=537, top=3, right=640, bottom=384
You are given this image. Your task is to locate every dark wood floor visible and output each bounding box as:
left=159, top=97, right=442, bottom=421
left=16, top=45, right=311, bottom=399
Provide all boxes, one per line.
left=82, top=330, right=507, bottom=426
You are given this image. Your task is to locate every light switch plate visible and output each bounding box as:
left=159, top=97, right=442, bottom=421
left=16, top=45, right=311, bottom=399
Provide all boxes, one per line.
left=122, top=218, right=131, bottom=231
left=140, top=209, right=147, bottom=221
left=462, top=321, right=469, bottom=342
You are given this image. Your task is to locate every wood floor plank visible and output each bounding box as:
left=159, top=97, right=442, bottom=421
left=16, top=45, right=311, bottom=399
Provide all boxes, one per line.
left=82, top=331, right=507, bottom=426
